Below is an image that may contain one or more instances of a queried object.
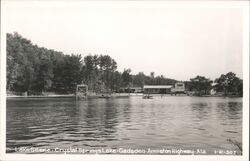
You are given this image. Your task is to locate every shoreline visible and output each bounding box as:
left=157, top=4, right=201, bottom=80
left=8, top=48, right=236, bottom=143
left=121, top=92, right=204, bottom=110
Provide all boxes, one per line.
left=6, top=93, right=135, bottom=99
left=7, top=94, right=75, bottom=98
left=6, top=93, right=242, bottom=99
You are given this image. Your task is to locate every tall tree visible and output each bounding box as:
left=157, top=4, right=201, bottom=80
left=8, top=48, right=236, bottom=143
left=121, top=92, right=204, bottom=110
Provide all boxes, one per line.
left=98, top=55, right=117, bottom=90
left=82, top=55, right=97, bottom=90
left=122, top=69, right=132, bottom=88
left=215, top=72, right=242, bottom=96
left=132, top=72, right=146, bottom=88
left=61, top=54, right=83, bottom=93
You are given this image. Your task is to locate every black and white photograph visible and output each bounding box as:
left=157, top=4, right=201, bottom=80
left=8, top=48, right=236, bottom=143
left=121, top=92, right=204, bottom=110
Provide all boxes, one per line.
left=0, top=0, right=249, bottom=161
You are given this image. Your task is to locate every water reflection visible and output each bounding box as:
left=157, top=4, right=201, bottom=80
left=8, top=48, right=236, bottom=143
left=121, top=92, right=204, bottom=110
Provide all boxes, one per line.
left=216, top=101, right=242, bottom=120
left=6, top=97, right=242, bottom=154
left=191, top=102, right=211, bottom=120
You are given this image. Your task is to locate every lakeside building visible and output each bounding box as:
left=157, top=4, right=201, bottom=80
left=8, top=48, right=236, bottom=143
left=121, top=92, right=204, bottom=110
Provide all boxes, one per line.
left=143, top=82, right=185, bottom=94
left=210, top=82, right=217, bottom=95
left=171, top=82, right=185, bottom=94
left=143, top=85, right=173, bottom=94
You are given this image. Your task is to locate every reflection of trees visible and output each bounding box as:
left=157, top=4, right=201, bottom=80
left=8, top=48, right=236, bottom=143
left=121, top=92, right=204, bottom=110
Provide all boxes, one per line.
left=216, top=101, right=242, bottom=120
left=7, top=98, right=82, bottom=148
left=7, top=98, right=133, bottom=149
left=118, top=99, right=132, bottom=123
left=191, top=103, right=211, bottom=120
left=80, top=99, right=119, bottom=140
left=227, top=102, right=242, bottom=116
left=102, top=101, right=119, bottom=135
left=79, top=98, right=132, bottom=141
left=122, top=104, right=131, bottom=123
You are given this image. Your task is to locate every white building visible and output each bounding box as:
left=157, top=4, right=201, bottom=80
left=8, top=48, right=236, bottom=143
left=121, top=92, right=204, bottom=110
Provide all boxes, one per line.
left=171, top=82, right=185, bottom=93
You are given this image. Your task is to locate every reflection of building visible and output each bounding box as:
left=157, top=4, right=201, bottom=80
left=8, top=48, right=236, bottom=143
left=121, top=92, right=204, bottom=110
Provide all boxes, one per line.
left=76, top=84, right=88, bottom=98
left=171, top=82, right=185, bottom=93
left=143, top=85, right=173, bottom=94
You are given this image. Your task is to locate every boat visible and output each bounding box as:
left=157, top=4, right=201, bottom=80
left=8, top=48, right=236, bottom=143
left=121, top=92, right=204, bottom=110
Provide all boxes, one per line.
left=98, top=83, right=112, bottom=98
left=142, top=94, right=153, bottom=99
left=98, top=94, right=111, bottom=99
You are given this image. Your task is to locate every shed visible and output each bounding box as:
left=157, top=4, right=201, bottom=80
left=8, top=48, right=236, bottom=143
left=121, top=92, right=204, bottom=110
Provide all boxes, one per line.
left=76, top=84, right=88, bottom=97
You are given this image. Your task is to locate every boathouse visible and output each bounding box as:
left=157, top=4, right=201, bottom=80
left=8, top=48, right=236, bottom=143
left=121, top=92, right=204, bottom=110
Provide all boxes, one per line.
left=76, top=84, right=88, bottom=97
left=143, top=85, right=173, bottom=94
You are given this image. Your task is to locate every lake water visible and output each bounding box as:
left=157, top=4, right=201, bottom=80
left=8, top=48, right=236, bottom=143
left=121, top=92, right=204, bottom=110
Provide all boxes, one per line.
left=6, top=96, right=242, bottom=155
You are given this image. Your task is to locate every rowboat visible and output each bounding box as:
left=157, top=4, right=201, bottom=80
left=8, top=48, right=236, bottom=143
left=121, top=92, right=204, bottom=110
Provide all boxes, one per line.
left=142, top=95, right=153, bottom=99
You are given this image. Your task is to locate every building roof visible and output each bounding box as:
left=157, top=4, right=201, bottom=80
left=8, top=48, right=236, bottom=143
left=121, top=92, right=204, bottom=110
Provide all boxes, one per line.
left=120, top=87, right=142, bottom=89
left=130, top=87, right=142, bottom=89
left=143, top=85, right=173, bottom=89
left=176, top=82, right=184, bottom=84
left=77, top=84, right=87, bottom=87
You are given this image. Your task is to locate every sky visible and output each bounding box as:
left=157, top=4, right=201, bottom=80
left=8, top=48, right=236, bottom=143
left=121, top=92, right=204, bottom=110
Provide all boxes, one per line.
left=4, top=1, right=243, bottom=81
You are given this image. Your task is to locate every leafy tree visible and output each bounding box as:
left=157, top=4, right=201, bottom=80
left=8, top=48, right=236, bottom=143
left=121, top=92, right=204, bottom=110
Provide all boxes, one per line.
left=7, top=32, right=71, bottom=94
left=98, top=55, right=117, bottom=90
left=82, top=55, right=99, bottom=91
left=7, top=32, right=36, bottom=93
left=122, top=69, right=132, bottom=87
left=132, top=72, right=146, bottom=88
left=215, top=72, right=242, bottom=96
left=9, top=32, right=242, bottom=96
left=190, top=76, right=212, bottom=95
left=60, top=54, right=83, bottom=93
left=110, top=71, right=122, bottom=92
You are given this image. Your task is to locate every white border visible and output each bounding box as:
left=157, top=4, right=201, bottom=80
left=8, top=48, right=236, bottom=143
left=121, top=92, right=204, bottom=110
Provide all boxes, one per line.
left=0, top=1, right=7, bottom=160
left=0, top=1, right=249, bottom=161
left=242, top=4, right=249, bottom=159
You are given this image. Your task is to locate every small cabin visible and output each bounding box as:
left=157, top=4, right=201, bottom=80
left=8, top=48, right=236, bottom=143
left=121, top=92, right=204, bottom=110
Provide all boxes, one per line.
left=76, top=84, right=88, bottom=98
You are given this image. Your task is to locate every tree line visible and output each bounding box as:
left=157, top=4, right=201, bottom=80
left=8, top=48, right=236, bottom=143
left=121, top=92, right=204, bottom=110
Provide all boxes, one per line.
left=185, top=73, right=243, bottom=96
left=6, top=32, right=176, bottom=94
left=7, top=32, right=243, bottom=96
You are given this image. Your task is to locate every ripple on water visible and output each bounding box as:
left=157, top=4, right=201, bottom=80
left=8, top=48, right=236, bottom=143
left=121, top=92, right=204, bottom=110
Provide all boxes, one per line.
left=6, top=97, right=242, bottom=154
